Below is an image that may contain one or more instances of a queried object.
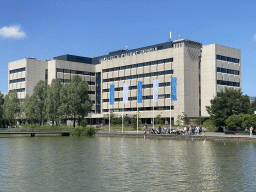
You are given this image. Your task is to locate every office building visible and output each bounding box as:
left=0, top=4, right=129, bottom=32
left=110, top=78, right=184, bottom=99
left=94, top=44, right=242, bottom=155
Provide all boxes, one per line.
left=8, top=39, right=241, bottom=124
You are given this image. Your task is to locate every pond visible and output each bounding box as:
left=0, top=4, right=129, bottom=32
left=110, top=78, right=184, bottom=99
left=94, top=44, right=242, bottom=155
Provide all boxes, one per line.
left=0, top=136, right=255, bottom=191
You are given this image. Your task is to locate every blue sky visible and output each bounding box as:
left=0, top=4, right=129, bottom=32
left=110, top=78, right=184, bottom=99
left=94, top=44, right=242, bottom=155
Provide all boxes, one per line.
left=1, top=0, right=256, bottom=96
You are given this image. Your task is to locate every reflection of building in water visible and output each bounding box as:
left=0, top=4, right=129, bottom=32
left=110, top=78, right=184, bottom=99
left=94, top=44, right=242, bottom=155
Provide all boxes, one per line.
left=8, top=39, right=241, bottom=124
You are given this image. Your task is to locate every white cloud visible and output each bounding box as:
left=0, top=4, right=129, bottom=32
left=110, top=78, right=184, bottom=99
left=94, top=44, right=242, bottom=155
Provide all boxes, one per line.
left=0, top=25, right=27, bottom=39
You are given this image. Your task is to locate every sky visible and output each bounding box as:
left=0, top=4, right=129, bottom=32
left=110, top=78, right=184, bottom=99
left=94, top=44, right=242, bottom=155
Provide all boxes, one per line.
left=0, top=0, right=256, bottom=96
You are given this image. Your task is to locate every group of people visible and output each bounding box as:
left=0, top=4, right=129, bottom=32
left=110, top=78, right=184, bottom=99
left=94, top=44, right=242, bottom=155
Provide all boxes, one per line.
left=147, top=125, right=202, bottom=135
left=183, top=125, right=201, bottom=135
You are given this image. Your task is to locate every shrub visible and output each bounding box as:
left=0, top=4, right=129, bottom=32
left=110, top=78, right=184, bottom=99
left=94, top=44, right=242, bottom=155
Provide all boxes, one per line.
left=124, top=115, right=130, bottom=127
left=81, top=119, right=88, bottom=128
left=86, top=127, right=96, bottom=136
left=71, top=127, right=96, bottom=136
left=203, top=119, right=216, bottom=131
left=226, top=114, right=243, bottom=131
left=155, top=114, right=162, bottom=125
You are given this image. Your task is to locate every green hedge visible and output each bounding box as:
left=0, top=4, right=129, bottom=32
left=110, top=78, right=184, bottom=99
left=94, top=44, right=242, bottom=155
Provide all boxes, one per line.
left=70, top=127, right=96, bottom=136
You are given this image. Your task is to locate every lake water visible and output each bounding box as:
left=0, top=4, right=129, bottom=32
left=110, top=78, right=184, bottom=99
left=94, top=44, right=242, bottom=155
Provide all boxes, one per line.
left=0, top=136, right=256, bottom=191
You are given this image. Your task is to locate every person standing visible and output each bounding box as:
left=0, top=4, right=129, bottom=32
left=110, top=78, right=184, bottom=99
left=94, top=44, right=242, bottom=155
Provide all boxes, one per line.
left=183, top=126, right=187, bottom=134
left=250, top=127, right=253, bottom=137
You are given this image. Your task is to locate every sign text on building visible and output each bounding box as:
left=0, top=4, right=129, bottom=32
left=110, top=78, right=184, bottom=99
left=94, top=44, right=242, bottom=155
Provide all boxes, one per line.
left=100, top=47, right=158, bottom=62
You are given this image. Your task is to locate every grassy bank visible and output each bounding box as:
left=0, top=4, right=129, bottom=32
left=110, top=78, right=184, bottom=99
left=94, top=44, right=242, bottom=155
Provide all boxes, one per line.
left=0, top=124, right=96, bottom=137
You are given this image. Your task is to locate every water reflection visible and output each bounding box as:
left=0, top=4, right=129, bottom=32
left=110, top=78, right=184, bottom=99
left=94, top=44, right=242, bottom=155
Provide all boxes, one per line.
left=0, top=136, right=256, bottom=191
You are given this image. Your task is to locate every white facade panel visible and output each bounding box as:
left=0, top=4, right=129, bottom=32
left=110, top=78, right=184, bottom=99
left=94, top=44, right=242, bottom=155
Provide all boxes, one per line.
left=223, top=61, right=228, bottom=68
left=234, top=75, right=240, bottom=82
left=223, top=73, right=229, bottom=81
left=216, top=60, right=222, bottom=68
left=217, top=73, right=223, bottom=80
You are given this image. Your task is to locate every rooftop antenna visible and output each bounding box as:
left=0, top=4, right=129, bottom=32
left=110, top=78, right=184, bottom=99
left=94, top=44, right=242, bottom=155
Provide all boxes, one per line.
left=126, top=46, right=128, bottom=50
left=92, top=53, right=94, bottom=58
left=169, top=31, right=171, bottom=41
left=178, top=35, right=180, bottom=40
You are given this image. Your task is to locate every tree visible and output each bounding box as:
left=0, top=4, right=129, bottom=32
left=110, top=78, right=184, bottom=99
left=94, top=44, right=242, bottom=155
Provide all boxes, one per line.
left=60, top=75, right=92, bottom=128
left=226, top=114, right=244, bottom=131
left=131, top=112, right=141, bottom=129
left=194, top=116, right=204, bottom=126
left=155, top=114, right=163, bottom=125
left=31, top=80, right=48, bottom=125
left=203, top=119, right=216, bottom=131
left=226, top=114, right=256, bottom=131
left=176, top=114, right=182, bottom=127
left=0, top=91, right=4, bottom=126
left=107, top=112, right=117, bottom=125
left=249, top=100, right=256, bottom=114
left=242, top=114, right=256, bottom=129
left=206, top=88, right=250, bottom=128
left=45, top=78, right=62, bottom=125
left=124, top=114, right=130, bottom=127
left=3, top=90, right=20, bottom=127
left=181, top=112, right=190, bottom=125
left=20, top=94, right=37, bottom=124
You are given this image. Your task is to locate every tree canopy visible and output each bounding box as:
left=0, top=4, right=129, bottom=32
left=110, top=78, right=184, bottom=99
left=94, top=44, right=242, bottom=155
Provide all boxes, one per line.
left=206, top=88, right=250, bottom=128
left=31, top=80, right=48, bottom=124
left=3, top=90, right=20, bottom=127
left=21, top=94, right=37, bottom=123
left=19, top=76, right=92, bottom=127
left=45, top=78, right=62, bottom=125
left=60, top=75, right=92, bottom=127
left=0, top=91, right=4, bottom=126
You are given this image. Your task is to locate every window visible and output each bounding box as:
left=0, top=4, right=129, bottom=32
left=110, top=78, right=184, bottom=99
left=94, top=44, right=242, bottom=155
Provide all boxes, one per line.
left=217, top=55, right=239, bottom=63
left=145, top=62, right=151, bottom=66
left=10, top=78, right=25, bottom=84
left=227, top=57, right=232, bottom=62
left=217, top=80, right=240, bottom=87
left=221, top=56, right=227, bottom=61
left=157, top=60, right=165, bottom=64
left=126, top=65, right=132, bottom=69
left=88, top=91, right=95, bottom=95
left=10, top=67, right=26, bottom=74
left=165, top=58, right=173, bottom=63
left=152, top=72, right=158, bottom=76
left=151, top=61, right=157, bottom=65
left=222, top=68, right=227, bottom=73
left=77, top=71, right=84, bottom=75
left=16, top=88, right=25, bottom=92
left=138, top=63, right=144, bottom=67
left=120, top=66, right=126, bottom=70
left=159, top=71, right=166, bottom=75
left=56, top=68, right=63, bottom=73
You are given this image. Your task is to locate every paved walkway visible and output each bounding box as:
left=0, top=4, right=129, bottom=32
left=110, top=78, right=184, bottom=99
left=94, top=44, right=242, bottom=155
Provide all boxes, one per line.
left=202, top=132, right=256, bottom=138
left=100, top=130, right=256, bottom=139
